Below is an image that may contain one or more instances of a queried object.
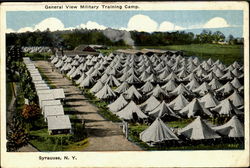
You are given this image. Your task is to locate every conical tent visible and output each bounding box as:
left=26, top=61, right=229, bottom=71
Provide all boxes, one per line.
left=75, top=73, right=87, bottom=85
left=230, top=77, right=242, bottom=89
left=212, top=99, right=243, bottom=116
left=139, top=95, right=161, bottom=113
left=147, top=84, right=167, bottom=99
left=108, top=94, right=128, bottom=113
left=162, top=80, right=177, bottom=92
left=145, top=73, right=158, bottom=83
left=125, top=73, right=141, bottom=84
left=179, top=98, right=212, bottom=118
left=66, top=66, right=76, bottom=77
left=213, top=116, right=244, bottom=137
left=187, top=62, right=197, bottom=72
left=202, top=72, right=218, bottom=81
left=193, top=82, right=211, bottom=96
left=168, top=94, right=189, bottom=111
left=139, top=71, right=150, bottom=81
left=70, top=66, right=81, bottom=79
left=148, top=101, right=180, bottom=119
left=118, top=72, right=130, bottom=82
left=169, top=83, right=192, bottom=96
left=183, top=72, right=199, bottom=82
left=116, top=101, right=148, bottom=120
left=178, top=116, right=221, bottom=140
left=201, top=61, right=211, bottom=71
left=140, top=81, right=154, bottom=94
left=79, top=75, right=95, bottom=88
left=231, top=68, right=242, bottom=77
left=226, top=90, right=243, bottom=107
left=208, top=78, right=223, bottom=90
left=214, top=68, right=224, bottom=78
left=186, top=78, right=200, bottom=91
left=100, top=73, right=109, bottom=83
left=90, top=80, right=104, bottom=94
left=232, top=61, right=241, bottom=69
left=140, top=118, right=179, bottom=143
left=158, top=70, right=170, bottom=81
left=216, top=82, right=236, bottom=95
left=95, top=84, right=117, bottom=100
left=105, top=75, right=121, bottom=87
left=199, top=92, right=219, bottom=108
left=164, top=72, right=178, bottom=82
left=123, top=85, right=142, bottom=100
left=114, top=81, right=129, bottom=94
left=220, top=71, right=235, bottom=80
left=177, top=69, right=189, bottom=79
left=91, top=68, right=102, bottom=78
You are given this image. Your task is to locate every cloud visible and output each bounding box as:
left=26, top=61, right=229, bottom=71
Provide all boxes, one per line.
left=77, top=21, right=106, bottom=30
left=17, top=27, right=34, bottom=33
left=203, top=17, right=230, bottom=28
left=34, top=17, right=65, bottom=31
left=158, top=21, right=185, bottom=32
left=127, top=14, right=158, bottom=32
left=6, top=28, right=15, bottom=33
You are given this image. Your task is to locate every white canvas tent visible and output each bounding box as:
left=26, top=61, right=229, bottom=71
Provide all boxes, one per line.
left=212, top=116, right=244, bottom=137
left=179, top=98, right=212, bottom=118
left=140, top=118, right=179, bottom=143
left=178, top=116, right=221, bottom=140
left=108, top=94, right=128, bottom=113
left=168, top=94, right=189, bottom=111
left=116, top=101, right=148, bottom=120
left=148, top=101, right=180, bottom=119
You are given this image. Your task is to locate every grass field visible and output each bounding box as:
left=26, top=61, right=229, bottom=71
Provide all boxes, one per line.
left=137, top=44, right=243, bottom=65
left=25, top=52, right=52, bottom=61
left=29, top=128, right=89, bottom=151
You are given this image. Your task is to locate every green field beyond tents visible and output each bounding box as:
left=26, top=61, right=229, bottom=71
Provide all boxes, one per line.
left=137, top=44, right=243, bottom=65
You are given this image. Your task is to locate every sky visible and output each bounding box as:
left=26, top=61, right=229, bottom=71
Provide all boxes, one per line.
left=6, top=10, right=243, bottom=37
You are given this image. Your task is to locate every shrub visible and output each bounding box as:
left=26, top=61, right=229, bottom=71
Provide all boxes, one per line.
left=70, top=123, right=87, bottom=142
left=7, top=117, right=29, bottom=151
left=21, top=103, right=41, bottom=120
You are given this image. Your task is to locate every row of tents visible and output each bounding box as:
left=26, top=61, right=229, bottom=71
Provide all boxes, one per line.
left=50, top=52, right=244, bottom=121
left=140, top=115, right=244, bottom=145
left=22, top=46, right=51, bottom=53
left=23, top=57, right=71, bottom=135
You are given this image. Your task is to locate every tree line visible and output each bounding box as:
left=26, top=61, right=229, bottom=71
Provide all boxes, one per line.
left=6, top=29, right=243, bottom=49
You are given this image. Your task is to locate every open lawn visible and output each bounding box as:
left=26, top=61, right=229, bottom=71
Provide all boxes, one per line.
left=137, top=44, right=243, bottom=65
left=30, top=128, right=88, bottom=151
left=25, top=52, right=52, bottom=61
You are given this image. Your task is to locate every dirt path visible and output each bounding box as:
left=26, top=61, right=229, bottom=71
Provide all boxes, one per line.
left=17, top=144, right=38, bottom=152
left=35, top=61, right=141, bottom=151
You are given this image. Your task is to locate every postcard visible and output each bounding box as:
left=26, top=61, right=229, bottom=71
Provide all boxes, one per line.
left=0, top=1, right=249, bottom=167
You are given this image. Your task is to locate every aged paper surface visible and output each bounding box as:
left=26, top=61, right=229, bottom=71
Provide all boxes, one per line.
left=1, top=1, right=249, bottom=167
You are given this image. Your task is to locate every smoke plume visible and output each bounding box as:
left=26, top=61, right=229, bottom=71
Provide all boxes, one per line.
left=102, top=28, right=134, bottom=46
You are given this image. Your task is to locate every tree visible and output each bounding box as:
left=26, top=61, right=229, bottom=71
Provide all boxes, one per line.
left=228, top=34, right=236, bottom=44
left=200, top=30, right=213, bottom=43
left=21, top=104, right=41, bottom=120
left=213, top=31, right=225, bottom=43
left=7, top=116, right=29, bottom=151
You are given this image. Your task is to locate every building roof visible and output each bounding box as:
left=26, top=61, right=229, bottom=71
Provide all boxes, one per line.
left=44, top=104, right=64, bottom=118
left=47, top=115, right=71, bottom=131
